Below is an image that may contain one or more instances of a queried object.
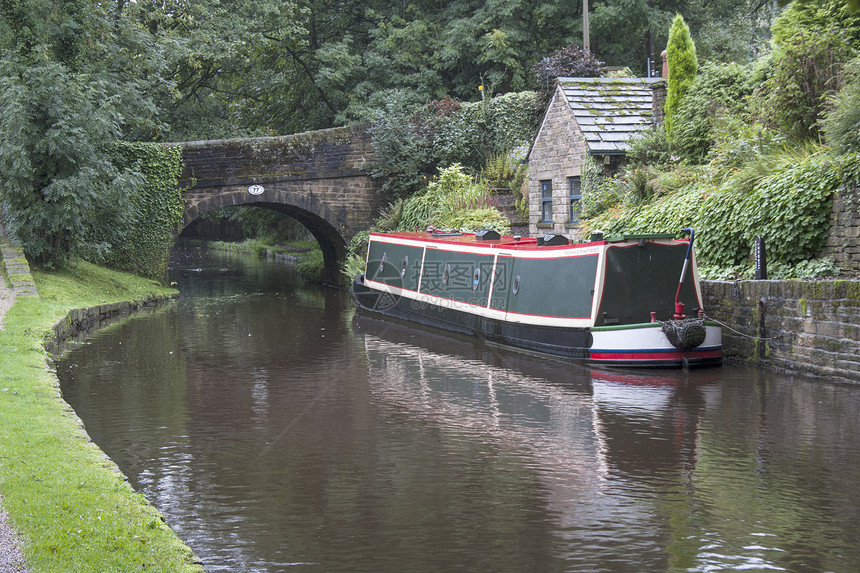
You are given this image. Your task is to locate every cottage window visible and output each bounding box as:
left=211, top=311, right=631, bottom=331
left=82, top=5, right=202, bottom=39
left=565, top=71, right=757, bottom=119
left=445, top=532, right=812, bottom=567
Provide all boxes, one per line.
left=569, top=177, right=582, bottom=223
left=540, top=180, right=553, bottom=222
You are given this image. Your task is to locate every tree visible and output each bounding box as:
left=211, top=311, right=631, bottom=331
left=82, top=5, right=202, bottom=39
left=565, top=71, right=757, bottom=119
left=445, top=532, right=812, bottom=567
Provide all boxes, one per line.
left=0, top=59, right=140, bottom=266
left=0, top=0, right=157, bottom=266
left=752, top=0, right=856, bottom=142
left=531, top=44, right=604, bottom=100
left=664, top=14, right=698, bottom=138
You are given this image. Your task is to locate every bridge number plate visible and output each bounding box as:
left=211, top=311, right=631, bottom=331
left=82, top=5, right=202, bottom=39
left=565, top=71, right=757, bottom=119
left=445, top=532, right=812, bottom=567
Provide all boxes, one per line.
left=248, top=185, right=265, bottom=196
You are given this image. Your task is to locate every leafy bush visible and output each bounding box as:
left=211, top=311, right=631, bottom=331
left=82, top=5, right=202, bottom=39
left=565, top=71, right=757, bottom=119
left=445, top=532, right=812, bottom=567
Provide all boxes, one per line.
left=432, top=92, right=543, bottom=172
left=581, top=148, right=860, bottom=276
left=579, top=156, right=624, bottom=219
left=627, top=125, right=674, bottom=169
left=771, top=0, right=860, bottom=50
left=751, top=27, right=853, bottom=143
left=370, top=91, right=542, bottom=198
left=706, top=115, right=784, bottom=179
left=341, top=230, right=371, bottom=282
left=383, top=164, right=511, bottom=234
left=671, top=62, right=755, bottom=164
left=823, top=55, right=860, bottom=153
left=367, top=90, right=436, bottom=199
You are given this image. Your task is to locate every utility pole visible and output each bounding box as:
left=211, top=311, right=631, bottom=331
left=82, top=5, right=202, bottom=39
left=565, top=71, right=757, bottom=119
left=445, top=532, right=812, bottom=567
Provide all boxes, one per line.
left=583, top=0, right=590, bottom=52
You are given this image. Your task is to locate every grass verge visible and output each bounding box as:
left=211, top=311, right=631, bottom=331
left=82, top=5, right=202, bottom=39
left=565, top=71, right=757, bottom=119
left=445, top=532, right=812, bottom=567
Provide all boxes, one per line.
left=0, top=261, right=203, bottom=572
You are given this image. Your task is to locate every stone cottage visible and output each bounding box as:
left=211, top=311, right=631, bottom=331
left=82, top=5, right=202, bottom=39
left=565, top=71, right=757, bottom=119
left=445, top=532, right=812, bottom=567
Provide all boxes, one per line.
left=527, top=77, right=666, bottom=240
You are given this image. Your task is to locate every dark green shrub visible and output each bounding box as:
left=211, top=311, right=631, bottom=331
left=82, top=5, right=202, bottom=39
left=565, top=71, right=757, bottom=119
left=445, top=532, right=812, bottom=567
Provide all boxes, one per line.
left=368, top=90, right=436, bottom=199
left=370, top=91, right=542, bottom=198
left=665, top=14, right=698, bottom=138
left=627, top=125, right=674, bottom=169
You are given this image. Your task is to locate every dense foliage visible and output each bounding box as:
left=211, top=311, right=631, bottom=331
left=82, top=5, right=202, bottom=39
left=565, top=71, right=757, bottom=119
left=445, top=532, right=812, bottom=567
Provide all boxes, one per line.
left=575, top=1, right=860, bottom=279
left=752, top=27, right=854, bottom=142
left=0, top=0, right=852, bottom=278
left=670, top=62, right=756, bottom=163
left=0, top=58, right=140, bottom=267
left=582, top=147, right=860, bottom=278
left=823, top=55, right=860, bottom=153
left=369, top=91, right=543, bottom=198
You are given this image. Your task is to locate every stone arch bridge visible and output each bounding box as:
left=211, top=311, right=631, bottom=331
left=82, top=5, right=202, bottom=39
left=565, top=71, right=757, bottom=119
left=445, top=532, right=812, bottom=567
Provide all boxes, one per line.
left=175, top=125, right=383, bottom=283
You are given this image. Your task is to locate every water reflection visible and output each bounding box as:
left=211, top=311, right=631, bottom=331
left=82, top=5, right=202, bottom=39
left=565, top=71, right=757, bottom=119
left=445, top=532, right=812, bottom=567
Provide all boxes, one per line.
left=56, top=244, right=860, bottom=572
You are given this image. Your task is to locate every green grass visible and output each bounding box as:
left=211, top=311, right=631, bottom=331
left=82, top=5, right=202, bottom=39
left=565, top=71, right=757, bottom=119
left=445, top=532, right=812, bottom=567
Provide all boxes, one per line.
left=208, top=238, right=318, bottom=258
left=0, top=261, right=203, bottom=572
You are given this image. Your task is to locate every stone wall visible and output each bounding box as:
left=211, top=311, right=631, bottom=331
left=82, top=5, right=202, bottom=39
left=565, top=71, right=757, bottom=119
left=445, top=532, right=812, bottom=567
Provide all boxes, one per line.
left=527, top=86, right=588, bottom=238
left=823, top=182, right=860, bottom=276
left=701, top=279, right=860, bottom=383
left=176, top=124, right=382, bottom=236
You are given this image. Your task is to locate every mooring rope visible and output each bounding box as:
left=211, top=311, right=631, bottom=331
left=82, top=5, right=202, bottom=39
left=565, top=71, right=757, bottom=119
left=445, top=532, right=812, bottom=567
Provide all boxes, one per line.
left=701, top=313, right=795, bottom=341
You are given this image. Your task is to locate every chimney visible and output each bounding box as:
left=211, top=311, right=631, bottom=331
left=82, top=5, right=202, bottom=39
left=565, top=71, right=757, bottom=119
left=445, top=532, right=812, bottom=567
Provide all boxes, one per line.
left=651, top=79, right=667, bottom=126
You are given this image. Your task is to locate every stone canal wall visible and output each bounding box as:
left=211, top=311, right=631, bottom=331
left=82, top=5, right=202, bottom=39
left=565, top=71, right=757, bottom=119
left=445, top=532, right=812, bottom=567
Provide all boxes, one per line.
left=701, top=279, right=860, bottom=383
left=46, top=294, right=180, bottom=355
left=823, top=182, right=860, bottom=275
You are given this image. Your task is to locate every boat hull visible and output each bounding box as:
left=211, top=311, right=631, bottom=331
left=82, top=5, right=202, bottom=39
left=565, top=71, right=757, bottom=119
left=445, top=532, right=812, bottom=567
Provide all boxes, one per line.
left=351, top=275, right=722, bottom=368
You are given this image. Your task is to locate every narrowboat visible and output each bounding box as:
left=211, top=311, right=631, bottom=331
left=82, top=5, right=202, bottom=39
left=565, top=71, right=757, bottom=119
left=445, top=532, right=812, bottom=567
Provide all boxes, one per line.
left=350, top=228, right=722, bottom=368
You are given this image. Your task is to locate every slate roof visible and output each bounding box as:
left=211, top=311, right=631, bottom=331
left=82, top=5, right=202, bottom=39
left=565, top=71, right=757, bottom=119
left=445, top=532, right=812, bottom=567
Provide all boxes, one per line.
left=558, top=77, right=662, bottom=155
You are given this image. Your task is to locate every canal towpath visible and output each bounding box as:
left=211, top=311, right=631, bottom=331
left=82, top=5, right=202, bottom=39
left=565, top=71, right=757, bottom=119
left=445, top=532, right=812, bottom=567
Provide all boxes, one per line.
left=0, top=274, right=29, bottom=572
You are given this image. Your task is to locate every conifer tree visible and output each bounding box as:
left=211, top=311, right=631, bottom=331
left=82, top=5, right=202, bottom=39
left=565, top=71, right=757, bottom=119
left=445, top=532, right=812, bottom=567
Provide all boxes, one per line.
left=664, top=14, right=698, bottom=138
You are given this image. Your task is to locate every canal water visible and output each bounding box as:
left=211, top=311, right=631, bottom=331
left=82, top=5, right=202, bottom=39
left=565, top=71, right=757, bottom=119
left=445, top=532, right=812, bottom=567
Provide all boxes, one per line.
left=57, top=243, right=860, bottom=572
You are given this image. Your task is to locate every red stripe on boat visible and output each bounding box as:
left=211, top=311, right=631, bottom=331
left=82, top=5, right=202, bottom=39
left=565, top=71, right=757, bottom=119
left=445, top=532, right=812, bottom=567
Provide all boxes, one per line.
left=590, top=349, right=723, bottom=361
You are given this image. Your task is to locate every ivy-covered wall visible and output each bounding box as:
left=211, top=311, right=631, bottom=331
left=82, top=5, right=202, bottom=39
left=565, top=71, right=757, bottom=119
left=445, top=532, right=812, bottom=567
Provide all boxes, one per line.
left=108, top=142, right=185, bottom=281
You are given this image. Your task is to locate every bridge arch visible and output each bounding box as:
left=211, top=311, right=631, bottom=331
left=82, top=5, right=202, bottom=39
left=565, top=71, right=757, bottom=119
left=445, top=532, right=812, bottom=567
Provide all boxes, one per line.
left=181, top=186, right=348, bottom=284
left=174, top=126, right=382, bottom=284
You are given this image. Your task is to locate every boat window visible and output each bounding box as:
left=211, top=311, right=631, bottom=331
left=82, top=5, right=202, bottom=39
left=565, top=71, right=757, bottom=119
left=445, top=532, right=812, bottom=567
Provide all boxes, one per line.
left=442, top=264, right=450, bottom=286
left=472, top=268, right=480, bottom=291
left=400, top=256, right=408, bottom=278
left=378, top=252, right=386, bottom=275
left=513, top=275, right=520, bottom=295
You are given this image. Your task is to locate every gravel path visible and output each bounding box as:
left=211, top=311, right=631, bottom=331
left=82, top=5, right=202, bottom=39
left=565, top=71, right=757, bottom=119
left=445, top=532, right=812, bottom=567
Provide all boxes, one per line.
left=0, top=278, right=28, bottom=572
left=0, top=496, right=28, bottom=573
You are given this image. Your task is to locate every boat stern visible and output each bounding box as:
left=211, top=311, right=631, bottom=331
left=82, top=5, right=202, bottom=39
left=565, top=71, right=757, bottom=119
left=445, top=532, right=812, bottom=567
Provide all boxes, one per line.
left=589, top=321, right=723, bottom=367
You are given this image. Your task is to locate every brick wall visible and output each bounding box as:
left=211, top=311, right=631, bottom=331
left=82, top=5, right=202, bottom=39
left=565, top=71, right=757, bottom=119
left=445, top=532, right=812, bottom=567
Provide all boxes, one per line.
left=701, top=279, right=860, bottom=383
left=528, top=86, right=588, bottom=238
